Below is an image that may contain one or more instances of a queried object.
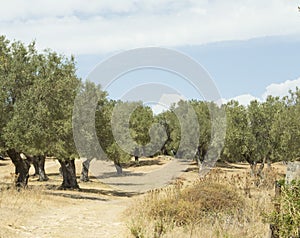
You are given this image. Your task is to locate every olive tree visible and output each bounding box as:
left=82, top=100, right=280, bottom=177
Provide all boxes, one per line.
left=1, top=36, right=81, bottom=188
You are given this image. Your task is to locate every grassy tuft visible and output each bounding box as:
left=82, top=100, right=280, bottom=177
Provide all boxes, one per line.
left=126, top=167, right=280, bottom=238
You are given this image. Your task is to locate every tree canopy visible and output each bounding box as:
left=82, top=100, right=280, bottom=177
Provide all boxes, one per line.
left=1, top=35, right=300, bottom=188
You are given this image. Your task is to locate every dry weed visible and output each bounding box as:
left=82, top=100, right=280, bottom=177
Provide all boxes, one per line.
left=126, top=166, right=281, bottom=238
left=0, top=185, right=47, bottom=237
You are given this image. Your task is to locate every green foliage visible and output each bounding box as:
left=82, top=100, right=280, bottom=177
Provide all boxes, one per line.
left=73, top=80, right=107, bottom=160
left=106, top=142, right=131, bottom=163
left=271, top=89, right=300, bottom=162
left=156, top=109, right=180, bottom=155
left=223, top=101, right=256, bottom=163
left=222, top=95, right=290, bottom=165
left=95, top=100, right=142, bottom=162
left=154, top=100, right=213, bottom=161
left=191, top=100, right=211, bottom=152
left=0, top=35, right=80, bottom=160
left=109, top=101, right=140, bottom=159
left=1, top=34, right=300, bottom=168
left=266, top=180, right=300, bottom=237
left=95, top=99, right=116, bottom=154
left=130, top=105, right=153, bottom=147
left=171, top=100, right=200, bottom=159
left=0, top=37, right=38, bottom=151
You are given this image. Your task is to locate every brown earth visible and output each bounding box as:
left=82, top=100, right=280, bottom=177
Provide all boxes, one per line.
left=0, top=157, right=287, bottom=238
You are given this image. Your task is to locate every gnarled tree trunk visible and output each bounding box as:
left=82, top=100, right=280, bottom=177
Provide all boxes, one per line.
left=58, top=159, right=79, bottom=190
left=32, top=157, right=40, bottom=176
left=249, top=162, right=257, bottom=177
left=134, top=147, right=139, bottom=163
left=256, top=157, right=266, bottom=179
left=6, top=149, right=31, bottom=188
left=36, top=155, right=48, bottom=181
left=31, top=155, right=48, bottom=181
left=80, top=159, right=91, bottom=182
left=196, top=145, right=207, bottom=168
left=114, top=160, right=122, bottom=175
left=244, top=153, right=257, bottom=177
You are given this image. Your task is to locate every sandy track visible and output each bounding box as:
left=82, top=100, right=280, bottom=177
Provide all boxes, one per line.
left=20, top=198, right=130, bottom=238
left=89, top=158, right=191, bottom=193
left=0, top=156, right=191, bottom=238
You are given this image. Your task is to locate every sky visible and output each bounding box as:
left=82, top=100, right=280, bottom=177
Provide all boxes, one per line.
left=1, top=0, right=300, bottom=109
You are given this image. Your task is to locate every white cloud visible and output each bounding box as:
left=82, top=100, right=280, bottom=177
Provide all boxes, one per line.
left=225, top=77, right=300, bottom=105
left=0, top=0, right=299, bottom=55
left=262, top=78, right=300, bottom=100
left=214, top=98, right=228, bottom=107
left=151, top=94, right=186, bottom=114
left=0, top=1, right=137, bottom=21
left=151, top=78, right=300, bottom=109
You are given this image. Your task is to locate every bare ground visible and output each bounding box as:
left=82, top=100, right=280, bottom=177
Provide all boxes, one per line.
left=0, top=156, right=189, bottom=238
left=0, top=157, right=287, bottom=238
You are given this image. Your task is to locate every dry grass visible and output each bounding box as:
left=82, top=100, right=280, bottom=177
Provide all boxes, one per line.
left=126, top=166, right=283, bottom=238
left=0, top=183, right=50, bottom=238
left=0, top=160, right=286, bottom=238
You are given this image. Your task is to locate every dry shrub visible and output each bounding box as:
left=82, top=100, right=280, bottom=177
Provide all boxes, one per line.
left=127, top=178, right=245, bottom=238
left=182, top=182, right=242, bottom=213
left=126, top=167, right=279, bottom=238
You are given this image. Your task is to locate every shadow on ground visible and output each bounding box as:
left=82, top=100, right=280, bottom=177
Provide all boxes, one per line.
left=95, top=171, right=145, bottom=179
left=122, top=159, right=164, bottom=168
left=42, top=184, right=139, bottom=200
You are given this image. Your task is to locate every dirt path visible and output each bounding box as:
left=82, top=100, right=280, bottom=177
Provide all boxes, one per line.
left=23, top=159, right=191, bottom=238
left=89, top=158, right=191, bottom=193
left=0, top=157, right=192, bottom=238
left=0, top=157, right=288, bottom=238
left=18, top=198, right=130, bottom=238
